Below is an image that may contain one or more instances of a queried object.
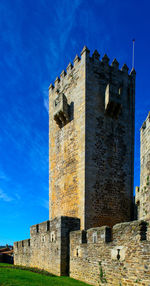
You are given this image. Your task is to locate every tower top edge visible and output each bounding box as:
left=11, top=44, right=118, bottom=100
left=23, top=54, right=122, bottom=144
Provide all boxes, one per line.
left=49, top=46, right=136, bottom=91
left=140, top=112, right=150, bottom=131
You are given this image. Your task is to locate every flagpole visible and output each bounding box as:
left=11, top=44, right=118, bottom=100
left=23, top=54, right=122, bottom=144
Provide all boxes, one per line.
left=132, top=39, right=135, bottom=69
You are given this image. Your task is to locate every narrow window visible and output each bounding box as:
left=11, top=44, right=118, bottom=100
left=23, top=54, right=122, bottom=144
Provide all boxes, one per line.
left=50, top=231, right=55, bottom=242
left=22, top=241, right=24, bottom=247
left=93, top=232, right=97, bottom=243
left=17, top=242, right=18, bottom=248
left=28, top=239, right=30, bottom=247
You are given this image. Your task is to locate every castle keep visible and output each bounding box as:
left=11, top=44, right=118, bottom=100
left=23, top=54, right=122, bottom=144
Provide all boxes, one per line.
left=49, top=46, right=135, bottom=229
left=14, top=47, right=150, bottom=286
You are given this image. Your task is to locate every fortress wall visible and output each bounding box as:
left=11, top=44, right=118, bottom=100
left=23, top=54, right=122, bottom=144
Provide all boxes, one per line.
left=70, top=220, right=150, bottom=286
left=29, top=218, right=61, bottom=275
left=14, top=239, right=31, bottom=266
left=14, top=216, right=80, bottom=276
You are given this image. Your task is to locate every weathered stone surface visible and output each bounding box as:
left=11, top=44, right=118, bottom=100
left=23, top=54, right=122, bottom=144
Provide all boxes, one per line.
left=70, top=220, right=150, bottom=286
left=14, top=217, right=80, bottom=276
left=135, top=112, right=150, bottom=221
left=49, top=47, right=135, bottom=230
left=49, top=51, right=86, bottom=229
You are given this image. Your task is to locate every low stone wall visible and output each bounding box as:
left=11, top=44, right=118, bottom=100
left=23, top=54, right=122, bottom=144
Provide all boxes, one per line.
left=14, top=216, right=80, bottom=276
left=70, top=220, right=150, bottom=286
left=14, top=217, right=150, bottom=285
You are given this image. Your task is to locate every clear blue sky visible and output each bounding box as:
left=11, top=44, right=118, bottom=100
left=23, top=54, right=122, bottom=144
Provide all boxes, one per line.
left=0, top=0, right=149, bottom=245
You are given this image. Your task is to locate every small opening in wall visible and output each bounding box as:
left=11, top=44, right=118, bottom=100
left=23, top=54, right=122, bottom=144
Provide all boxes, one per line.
left=113, top=142, right=117, bottom=153
left=41, top=236, right=45, bottom=243
left=117, top=249, right=120, bottom=260
left=22, top=241, right=24, bottom=247
left=137, top=200, right=140, bottom=220
left=140, top=222, right=147, bottom=241
left=76, top=248, right=79, bottom=257
left=118, top=86, right=122, bottom=96
left=17, top=242, right=18, bottom=248
left=93, top=232, right=97, bottom=243
left=28, top=239, right=30, bottom=247
left=36, top=224, right=39, bottom=233
left=105, top=227, right=111, bottom=243
left=47, top=221, right=50, bottom=231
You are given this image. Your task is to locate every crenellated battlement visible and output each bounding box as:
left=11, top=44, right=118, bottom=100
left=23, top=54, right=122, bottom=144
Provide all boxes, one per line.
left=49, top=46, right=136, bottom=94
left=70, top=220, right=150, bottom=285
left=30, top=220, right=50, bottom=236
left=70, top=220, right=148, bottom=248
left=14, top=239, right=30, bottom=249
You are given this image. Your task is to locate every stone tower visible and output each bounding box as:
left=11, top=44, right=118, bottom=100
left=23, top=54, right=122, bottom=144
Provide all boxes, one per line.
left=135, top=112, right=150, bottom=220
left=49, top=46, right=136, bottom=229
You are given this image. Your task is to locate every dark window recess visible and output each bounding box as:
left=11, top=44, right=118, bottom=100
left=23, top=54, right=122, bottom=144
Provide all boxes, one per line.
left=140, top=222, right=147, bottom=241
left=22, top=241, right=24, bottom=247
left=28, top=239, right=30, bottom=247
left=82, top=230, right=87, bottom=243
left=36, top=224, right=39, bottom=233
left=17, top=242, right=18, bottom=248
left=47, top=221, right=50, bottom=231
left=105, top=227, right=111, bottom=242
left=136, top=201, right=140, bottom=219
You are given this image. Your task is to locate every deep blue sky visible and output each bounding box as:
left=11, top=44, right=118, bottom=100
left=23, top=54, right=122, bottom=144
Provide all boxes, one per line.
left=0, top=0, right=149, bottom=245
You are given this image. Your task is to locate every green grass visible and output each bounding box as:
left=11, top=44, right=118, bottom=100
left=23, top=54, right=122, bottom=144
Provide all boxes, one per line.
left=0, top=263, right=90, bottom=286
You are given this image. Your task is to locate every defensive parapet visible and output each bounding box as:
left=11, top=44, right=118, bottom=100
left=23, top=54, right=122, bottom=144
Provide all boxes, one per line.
left=49, top=46, right=135, bottom=95
left=49, top=46, right=136, bottom=230
left=135, top=112, right=150, bottom=220
left=70, top=220, right=149, bottom=286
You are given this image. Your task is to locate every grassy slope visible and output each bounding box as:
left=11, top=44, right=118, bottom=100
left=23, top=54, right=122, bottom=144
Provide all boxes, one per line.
left=0, top=264, right=91, bottom=286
